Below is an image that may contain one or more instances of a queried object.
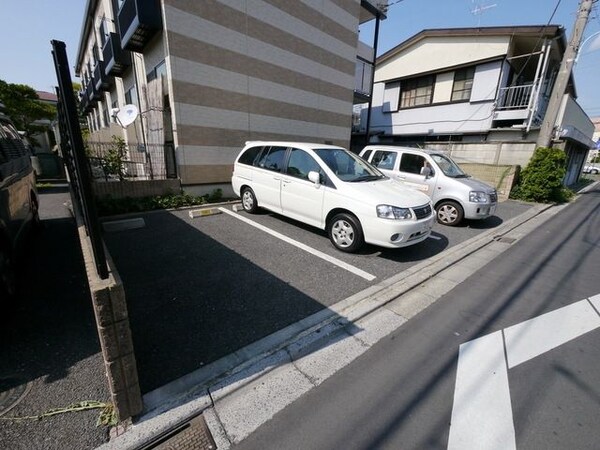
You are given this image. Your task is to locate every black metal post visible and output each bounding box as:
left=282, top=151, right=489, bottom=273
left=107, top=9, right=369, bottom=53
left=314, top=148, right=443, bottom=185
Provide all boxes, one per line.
left=51, top=40, right=108, bottom=279
left=364, top=14, right=381, bottom=146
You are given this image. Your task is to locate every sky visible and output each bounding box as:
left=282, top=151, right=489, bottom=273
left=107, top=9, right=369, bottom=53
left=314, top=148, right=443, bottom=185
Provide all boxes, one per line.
left=0, top=0, right=598, bottom=116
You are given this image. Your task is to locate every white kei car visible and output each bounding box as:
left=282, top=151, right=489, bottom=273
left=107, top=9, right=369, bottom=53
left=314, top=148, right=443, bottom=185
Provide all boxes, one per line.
left=231, top=141, right=435, bottom=253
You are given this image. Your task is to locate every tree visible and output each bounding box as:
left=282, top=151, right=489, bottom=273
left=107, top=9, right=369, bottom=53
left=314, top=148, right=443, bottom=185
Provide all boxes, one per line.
left=0, top=80, right=56, bottom=139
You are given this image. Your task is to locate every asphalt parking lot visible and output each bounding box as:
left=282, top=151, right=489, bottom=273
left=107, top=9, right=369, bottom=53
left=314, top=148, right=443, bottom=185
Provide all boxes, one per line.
left=103, top=199, right=532, bottom=394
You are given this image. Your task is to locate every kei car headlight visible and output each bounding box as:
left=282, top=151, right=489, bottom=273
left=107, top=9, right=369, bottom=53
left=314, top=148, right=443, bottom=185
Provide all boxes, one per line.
left=469, top=191, right=488, bottom=203
left=377, top=205, right=413, bottom=220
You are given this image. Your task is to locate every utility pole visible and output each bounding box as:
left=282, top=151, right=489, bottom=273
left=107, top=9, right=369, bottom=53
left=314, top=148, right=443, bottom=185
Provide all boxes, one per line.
left=536, top=0, right=594, bottom=148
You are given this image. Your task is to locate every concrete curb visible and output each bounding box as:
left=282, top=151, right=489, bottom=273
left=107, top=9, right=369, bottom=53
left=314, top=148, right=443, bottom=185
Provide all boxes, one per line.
left=97, top=201, right=564, bottom=450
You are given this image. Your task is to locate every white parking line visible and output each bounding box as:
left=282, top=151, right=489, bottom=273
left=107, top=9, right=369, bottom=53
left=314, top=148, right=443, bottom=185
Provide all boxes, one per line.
left=218, top=207, right=376, bottom=281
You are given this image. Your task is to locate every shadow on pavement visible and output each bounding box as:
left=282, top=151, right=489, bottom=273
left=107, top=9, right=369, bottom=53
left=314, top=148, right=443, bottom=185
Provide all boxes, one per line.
left=103, top=211, right=358, bottom=394
left=0, top=192, right=109, bottom=449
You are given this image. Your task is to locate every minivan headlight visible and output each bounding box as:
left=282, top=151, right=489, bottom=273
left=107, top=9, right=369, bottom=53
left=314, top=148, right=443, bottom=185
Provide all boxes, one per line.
left=377, top=205, right=413, bottom=220
left=469, top=191, right=488, bottom=203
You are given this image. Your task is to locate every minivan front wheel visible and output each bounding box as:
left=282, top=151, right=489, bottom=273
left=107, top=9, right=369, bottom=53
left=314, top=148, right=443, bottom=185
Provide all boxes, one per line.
left=241, top=187, right=259, bottom=213
left=436, top=200, right=464, bottom=226
left=328, top=213, right=364, bottom=253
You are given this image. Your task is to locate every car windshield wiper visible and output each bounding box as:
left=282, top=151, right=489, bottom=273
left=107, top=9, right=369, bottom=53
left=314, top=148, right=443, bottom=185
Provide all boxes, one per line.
left=351, top=174, right=384, bottom=182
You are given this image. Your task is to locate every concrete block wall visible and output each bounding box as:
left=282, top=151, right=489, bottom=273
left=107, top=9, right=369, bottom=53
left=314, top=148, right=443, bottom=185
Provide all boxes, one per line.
left=77, top=223, right=143, bottom=421
left=92, top=179, right=181, bottom=199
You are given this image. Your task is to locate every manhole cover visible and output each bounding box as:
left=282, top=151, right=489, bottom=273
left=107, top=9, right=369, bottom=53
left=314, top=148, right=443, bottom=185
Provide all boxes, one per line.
left=141, top=414, right=217, bottom=450
left=0, top=376, right=32, bottom=416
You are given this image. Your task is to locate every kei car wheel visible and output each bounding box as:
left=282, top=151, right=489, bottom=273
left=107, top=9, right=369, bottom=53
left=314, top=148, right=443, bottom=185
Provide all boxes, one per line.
left=436, top=200, right=464, bottom=226
left=241, top=187, right=259, bottom=213
left=327, top=213, right=364, bottom=253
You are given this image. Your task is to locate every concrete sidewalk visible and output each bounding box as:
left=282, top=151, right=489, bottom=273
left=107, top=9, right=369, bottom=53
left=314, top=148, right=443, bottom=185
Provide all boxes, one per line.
left=98, top=183, right=595, bottom=450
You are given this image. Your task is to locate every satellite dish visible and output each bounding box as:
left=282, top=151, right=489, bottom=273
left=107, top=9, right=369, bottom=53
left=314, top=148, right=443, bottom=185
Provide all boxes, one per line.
left=116, top=104, right=139, bottom=127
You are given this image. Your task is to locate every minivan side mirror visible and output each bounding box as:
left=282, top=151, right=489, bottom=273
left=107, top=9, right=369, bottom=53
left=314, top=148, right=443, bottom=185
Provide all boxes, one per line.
left=308, top=171, right=321, bottom=185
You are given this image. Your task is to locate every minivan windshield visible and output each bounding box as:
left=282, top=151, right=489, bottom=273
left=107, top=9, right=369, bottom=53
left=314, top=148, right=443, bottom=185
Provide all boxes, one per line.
left=431, top=154, right=469, bottom=178
left=314, top=148, right=386, bottom=182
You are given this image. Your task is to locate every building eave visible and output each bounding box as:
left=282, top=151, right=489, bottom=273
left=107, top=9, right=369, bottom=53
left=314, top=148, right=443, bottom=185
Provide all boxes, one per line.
left=75, top=0, right=99, bottom=75
left=377, top=24, right=563, bottom=66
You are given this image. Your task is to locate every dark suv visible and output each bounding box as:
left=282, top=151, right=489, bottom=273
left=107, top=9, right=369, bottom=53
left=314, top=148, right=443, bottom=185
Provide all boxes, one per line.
left=0, top=103, right=39, bottom=300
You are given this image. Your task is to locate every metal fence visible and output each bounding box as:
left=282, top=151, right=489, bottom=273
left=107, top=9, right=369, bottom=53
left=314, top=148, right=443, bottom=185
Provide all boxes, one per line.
left=86, top=141, right=177, bottom=181
left=497, top=84, right=534, bottom=110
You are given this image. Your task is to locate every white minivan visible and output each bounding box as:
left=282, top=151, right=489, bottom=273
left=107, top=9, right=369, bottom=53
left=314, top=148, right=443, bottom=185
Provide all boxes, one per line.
left=231, top=141, right=435, bottom=253
left=359, top=146, right=497, bottom=226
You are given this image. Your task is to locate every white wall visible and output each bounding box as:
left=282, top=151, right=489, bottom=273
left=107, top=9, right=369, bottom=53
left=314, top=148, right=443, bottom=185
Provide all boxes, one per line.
left=369, top=60, right=502, bottom=135
left=375, top=35, right=509, bottom=82
left=556, top=94, right=595, bottom=137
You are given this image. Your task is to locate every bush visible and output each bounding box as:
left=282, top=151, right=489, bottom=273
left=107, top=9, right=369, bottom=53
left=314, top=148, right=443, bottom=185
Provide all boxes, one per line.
left=510, top=147, right=573, bottom=203
left=96, top=189, right=225, bottom=216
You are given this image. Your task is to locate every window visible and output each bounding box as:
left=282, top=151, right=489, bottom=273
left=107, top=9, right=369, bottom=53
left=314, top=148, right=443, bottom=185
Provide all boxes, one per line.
left=147, top=60, right=167, bottom=82
left=400, top=75, right=434, bottom=108
left=124, top=86, right=138, bottom=107
left=238, top=146, right=263, bottom=166
left=371, top=150, right=397, bottom=170
left=451, top=67, right=475, bottom=101
left=99, top=16, right=110, bottom=48
left=286, top=148, right=322, bottom=180
left=103, top=101, right=111, bottom=128
left=361, top=149, right=372, bottom=161
left=256, top=146, right=287, bottom=172
left=399, top=153, right=427, bottom=175
left=92, top=44, right=100, bottom=67
left=109, top=99, right=118, bottom=123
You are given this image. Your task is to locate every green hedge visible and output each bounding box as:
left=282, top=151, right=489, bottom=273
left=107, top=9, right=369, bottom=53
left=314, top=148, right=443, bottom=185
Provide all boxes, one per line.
left=96, top=189, right=223, bottom=216
left=510, top=147, right=573, bottom=203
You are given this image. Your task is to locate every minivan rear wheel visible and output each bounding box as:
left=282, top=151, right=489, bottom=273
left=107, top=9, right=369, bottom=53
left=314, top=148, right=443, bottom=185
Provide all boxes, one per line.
left=241, top=187, right=259, bottom=213
left=328, top=213, right=364, bottom=253
left=436, top=200, right=464, bottom=226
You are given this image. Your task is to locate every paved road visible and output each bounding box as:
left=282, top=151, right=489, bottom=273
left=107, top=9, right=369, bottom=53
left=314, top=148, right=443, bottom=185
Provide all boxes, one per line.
left=233, top=184, right=600, bottom=450
left=0, top=184, right=109, bottom=450
left=103, top=199, right=530, bottom=394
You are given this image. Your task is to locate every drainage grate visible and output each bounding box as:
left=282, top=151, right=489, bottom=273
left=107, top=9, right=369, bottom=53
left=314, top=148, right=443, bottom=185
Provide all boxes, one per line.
left=494, top=236, right=517, bottom=244
left=0, top=376, right=32, bottom=416
left=141, top=414, right=217, bottom=450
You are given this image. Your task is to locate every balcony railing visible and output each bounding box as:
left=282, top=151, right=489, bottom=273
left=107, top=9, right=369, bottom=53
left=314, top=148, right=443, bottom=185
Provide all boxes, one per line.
left=497, top=84, right=534, bottom=110
left=118, top=0, right=162, bottom=52
left=355, top=58, right=373, bottom=98
left=86, top=79, right=101, bottom=103
left=93, top=61, right=113, bottom=92
left=102, top=32, right=132, bottom=76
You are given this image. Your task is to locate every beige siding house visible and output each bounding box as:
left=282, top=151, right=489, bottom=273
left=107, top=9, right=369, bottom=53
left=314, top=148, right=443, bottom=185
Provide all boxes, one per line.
left=76, top=0, right=386, bottom=194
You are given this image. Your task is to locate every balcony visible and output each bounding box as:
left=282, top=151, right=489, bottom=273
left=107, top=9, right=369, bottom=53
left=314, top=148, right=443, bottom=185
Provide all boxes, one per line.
left=102, top=32, right=132, bottom=76
left=118, top=0, right=162, bottom=52
left=354, top=58, right=373, bottom=103
left=86, top=79, right=101, bottom=104
left=93, top=61, right=113, bottom=92
left=79, top=88, right=89, bottom=113
left=494, top=84, right=535, bottom=121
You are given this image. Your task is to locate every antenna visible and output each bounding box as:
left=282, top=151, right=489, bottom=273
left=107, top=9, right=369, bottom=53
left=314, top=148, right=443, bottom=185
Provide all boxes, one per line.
left=470, top=1, right=497, bottom=26
left=115, top=104, right=139, bottom=128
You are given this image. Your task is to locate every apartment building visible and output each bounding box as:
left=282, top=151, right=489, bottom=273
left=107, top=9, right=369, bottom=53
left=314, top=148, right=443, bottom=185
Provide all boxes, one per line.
left=75, top=0, right=386, bottom=194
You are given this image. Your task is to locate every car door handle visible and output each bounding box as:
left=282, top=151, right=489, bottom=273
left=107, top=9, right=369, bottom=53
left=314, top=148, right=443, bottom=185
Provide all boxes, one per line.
left=397, top=175, right=406, bottom=179
left=273, top=177, right=281, bottom=181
